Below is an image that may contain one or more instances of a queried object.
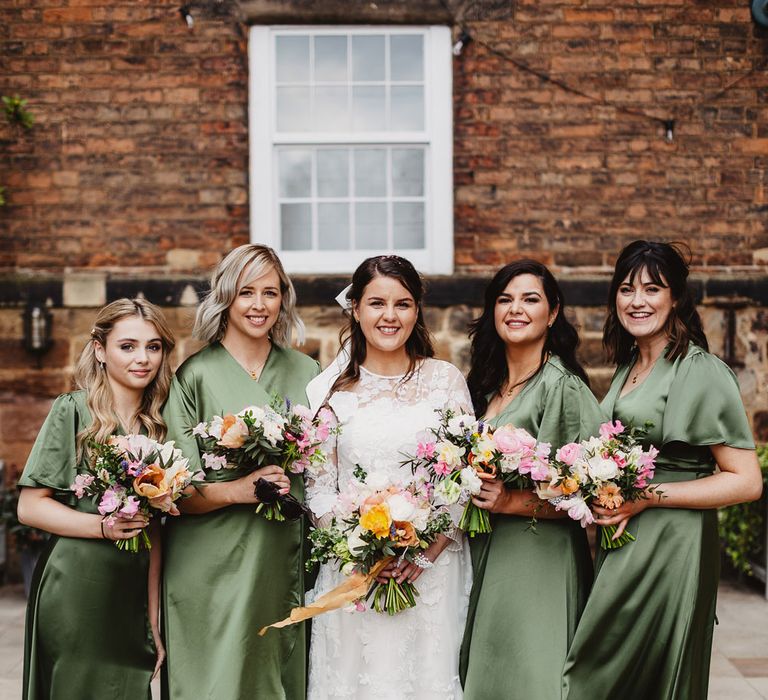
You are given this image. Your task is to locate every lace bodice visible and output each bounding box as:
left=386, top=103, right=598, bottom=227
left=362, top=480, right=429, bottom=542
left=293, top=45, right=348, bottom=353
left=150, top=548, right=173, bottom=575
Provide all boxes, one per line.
left=306, top=358, right=472, bottom=519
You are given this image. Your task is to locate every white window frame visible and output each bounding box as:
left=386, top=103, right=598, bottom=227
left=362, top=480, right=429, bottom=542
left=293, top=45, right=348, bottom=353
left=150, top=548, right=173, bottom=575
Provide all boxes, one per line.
left=249, top=25, right=453, bottom=274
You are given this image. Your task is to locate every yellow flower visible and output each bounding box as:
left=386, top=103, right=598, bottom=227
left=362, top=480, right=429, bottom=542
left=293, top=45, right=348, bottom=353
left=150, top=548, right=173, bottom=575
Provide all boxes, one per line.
left=597, top=482, right=624, bottom=509
left=359, top=503, right=392, bottom=538
left=561, top=476, right=580, bottom=495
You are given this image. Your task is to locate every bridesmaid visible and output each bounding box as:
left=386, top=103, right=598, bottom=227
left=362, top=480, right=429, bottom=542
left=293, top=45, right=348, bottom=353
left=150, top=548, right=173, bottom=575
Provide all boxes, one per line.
left=460, top=260, right=603, bottom=700
left=17, top=298, right=174, bottom=699
left=162, top=244, right=319, bottom=700
left=562, top=240, right=762, bottom=700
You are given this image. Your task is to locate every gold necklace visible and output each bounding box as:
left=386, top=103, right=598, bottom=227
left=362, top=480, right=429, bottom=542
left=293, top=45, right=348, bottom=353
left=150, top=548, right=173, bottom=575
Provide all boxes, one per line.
left=248, top=361, right=266, bottom=380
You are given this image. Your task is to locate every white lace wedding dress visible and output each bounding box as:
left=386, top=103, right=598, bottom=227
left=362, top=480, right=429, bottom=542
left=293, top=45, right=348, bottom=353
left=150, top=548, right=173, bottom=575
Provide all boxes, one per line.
left=306, top=358, right=473, bottom=700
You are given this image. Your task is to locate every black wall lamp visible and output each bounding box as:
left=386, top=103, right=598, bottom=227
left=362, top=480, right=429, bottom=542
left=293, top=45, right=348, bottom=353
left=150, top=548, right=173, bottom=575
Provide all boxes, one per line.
left=22, top=302, right=53, bottom=365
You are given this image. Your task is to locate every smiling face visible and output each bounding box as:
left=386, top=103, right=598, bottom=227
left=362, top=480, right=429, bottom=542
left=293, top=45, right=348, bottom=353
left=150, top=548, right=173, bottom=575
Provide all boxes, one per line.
left=616, top=266, right=674, bottom=343
left=494, top=273, right=558, bottom=349
left=94, top=315, right=163, bottom=395
left=353, top=274, right=418, bottom=364
left=224, top=266, right=282, bottom=344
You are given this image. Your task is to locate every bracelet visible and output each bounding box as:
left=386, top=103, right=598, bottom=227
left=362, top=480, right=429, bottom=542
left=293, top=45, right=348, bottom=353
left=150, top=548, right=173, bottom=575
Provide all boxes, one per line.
left=548, top=496, right=566, bottom=507
left=100, top=519, right=107, bottom=540
left=412, top=553, right=434, bottom=570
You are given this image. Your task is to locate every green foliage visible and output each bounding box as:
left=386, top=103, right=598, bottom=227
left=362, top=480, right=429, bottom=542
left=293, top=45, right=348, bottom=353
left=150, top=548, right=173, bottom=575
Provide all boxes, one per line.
left=0, top=484, right=49, bottom=550
left=718, top=446, right=768, bottom=576
left=2, top=95, right=34, bottom=129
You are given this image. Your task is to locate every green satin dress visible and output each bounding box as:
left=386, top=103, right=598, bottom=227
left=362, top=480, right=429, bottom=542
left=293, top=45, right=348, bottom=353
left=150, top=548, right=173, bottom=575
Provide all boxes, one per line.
left=460, top=356, right=603, bottom=700
left=19, top=391, right=155, bottom=700
left=562, top=344, right=755, bottom=700
left=161, top=342, right=319, bottom=700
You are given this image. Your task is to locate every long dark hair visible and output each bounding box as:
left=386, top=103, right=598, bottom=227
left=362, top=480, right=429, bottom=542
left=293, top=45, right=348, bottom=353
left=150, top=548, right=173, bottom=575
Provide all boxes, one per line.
left=603, top=240, right=707, bottom=365
left=332, top=255, right=434, bottom=392
left=467, top=260, right=588, bottom=416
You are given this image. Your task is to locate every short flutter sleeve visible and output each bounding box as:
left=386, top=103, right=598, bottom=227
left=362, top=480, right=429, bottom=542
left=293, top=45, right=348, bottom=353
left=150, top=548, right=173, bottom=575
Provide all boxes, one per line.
left=537, top=372, right=605, bottom=450
left=662, top=349, right=755, bottom=449
left=18, top=393, right=82, bottom=491
left=162, top=371, right=204, bottom=473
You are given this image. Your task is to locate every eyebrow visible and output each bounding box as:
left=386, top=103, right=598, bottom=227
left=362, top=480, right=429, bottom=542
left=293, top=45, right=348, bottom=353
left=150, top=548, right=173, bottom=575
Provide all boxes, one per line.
left=115, top=337, right=162, bottom=343
left=367, top=296, right=413, bottom=303
left=499, top=290, right=542, bottom=296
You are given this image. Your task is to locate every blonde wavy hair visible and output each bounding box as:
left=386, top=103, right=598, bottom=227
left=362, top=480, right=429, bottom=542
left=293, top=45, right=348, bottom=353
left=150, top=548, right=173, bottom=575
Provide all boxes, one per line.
left=74, top=298, right=175, bottom=456
left=193, top=244, right=305, bottom=346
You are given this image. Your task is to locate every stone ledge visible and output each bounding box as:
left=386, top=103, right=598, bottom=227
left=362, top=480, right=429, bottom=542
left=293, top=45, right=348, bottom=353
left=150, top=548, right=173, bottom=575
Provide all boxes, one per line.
left=1, top=274, right=767, bottom=308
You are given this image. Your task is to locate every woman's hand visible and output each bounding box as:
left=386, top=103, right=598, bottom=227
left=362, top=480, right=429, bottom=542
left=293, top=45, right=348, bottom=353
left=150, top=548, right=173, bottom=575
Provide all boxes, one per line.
left=101, top=515, right=149, bottom=541
left=376, top=536, right=451, bottom=585
left=471, top=476, right=512, bottom=514
left=592, top=499, right=651, bottom=541
left=225, top=465, right=290, bottom=505
left=151, top=626, right=166, bottom=681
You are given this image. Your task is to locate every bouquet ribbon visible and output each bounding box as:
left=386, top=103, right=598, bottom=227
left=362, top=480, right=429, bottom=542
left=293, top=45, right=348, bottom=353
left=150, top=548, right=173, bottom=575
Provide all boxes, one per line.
left=259, top=557, right=391, bottom=635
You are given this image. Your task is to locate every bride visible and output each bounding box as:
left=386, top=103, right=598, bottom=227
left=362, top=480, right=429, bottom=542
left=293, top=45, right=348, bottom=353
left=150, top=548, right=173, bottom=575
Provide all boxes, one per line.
left=305, top=255, right=473, bottom=700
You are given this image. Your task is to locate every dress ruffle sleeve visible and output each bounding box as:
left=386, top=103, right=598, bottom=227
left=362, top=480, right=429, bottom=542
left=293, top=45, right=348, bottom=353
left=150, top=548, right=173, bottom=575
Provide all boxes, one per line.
left=662, top=348, right=755, bottom=449
left=536, top=372, right=605, bottom=449
left=162, top=369, right=204, bottom=473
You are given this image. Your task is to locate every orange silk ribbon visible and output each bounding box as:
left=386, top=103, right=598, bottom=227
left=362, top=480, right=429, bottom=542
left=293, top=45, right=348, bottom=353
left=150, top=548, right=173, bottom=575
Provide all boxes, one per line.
left=259, top=557, right=392, bottom=636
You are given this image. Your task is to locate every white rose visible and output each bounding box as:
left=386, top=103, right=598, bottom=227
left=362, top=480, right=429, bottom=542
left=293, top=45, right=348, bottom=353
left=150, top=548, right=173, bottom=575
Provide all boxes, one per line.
left=411, top=505, right=430, bottom=531
left=386, top=493, right=417, bottom=522
left=437, top=442, right=466, bottom=469
left=586, top=456, right=620, bottom=482
left=460, top=467, right=483, bottom=496
left=341, top=562, right=356, bottom=576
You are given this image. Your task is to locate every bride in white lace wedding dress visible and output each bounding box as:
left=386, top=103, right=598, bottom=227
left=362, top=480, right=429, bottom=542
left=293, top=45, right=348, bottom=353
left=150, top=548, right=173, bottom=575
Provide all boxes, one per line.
left=304, top=256, right=472, bottom=700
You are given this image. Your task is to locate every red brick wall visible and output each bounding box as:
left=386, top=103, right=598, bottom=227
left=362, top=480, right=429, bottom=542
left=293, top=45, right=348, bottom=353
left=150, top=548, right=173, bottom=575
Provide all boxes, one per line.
left=2, top=1, right=767, bottom=275
left=1, top=0, right=249, bottom=272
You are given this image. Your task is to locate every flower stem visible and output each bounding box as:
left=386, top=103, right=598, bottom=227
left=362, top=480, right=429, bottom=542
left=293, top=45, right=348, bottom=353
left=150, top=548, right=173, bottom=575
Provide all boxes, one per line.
left=600, top=524, right=636, bottom=550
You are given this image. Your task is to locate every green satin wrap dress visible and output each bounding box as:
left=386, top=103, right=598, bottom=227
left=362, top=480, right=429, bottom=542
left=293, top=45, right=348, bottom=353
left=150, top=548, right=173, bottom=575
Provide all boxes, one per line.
left=19, top=391, right=155, bottom=700
left=460, top=356, right=604, bottom=700
left=562, top=344, right=755, bottom=700
left=161, top=342, right=319, bottom=700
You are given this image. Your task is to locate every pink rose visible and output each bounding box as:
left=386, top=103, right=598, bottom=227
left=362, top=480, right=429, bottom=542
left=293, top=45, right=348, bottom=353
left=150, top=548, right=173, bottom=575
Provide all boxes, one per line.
left=98, top=486, right=125, bottom=515
left=493, top=425, right=535, bottom=455
left=555, top=443, right=581, bottom=466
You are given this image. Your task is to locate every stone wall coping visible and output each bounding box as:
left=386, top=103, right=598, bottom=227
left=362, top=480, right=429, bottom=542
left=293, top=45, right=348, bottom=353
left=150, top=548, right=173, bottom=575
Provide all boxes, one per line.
left=2, top=273, right=768, bottom=308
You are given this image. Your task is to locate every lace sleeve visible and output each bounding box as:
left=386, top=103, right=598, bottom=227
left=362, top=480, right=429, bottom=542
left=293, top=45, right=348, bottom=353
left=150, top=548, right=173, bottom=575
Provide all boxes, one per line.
left=444, top=362, right=474, bottom=417
left=304, top=406, right=341, bottom=528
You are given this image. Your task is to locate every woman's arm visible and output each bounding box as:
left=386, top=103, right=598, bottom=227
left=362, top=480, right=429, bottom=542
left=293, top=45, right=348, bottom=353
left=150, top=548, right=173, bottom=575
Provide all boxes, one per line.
left=471, top=477, right=566, bottom=519
left=178, top=465, right=291, bottom=515
left=147, top=520, right=165, bottom=680
left=594, top=445, right=762, bottom=539
left=18, top=487, right=149, bottom=540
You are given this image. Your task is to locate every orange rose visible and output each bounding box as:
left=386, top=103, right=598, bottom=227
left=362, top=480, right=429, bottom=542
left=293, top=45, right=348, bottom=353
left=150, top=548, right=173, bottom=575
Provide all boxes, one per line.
left=561, top=476, right=580, bottom=495
left=218, top=414, right=249, bottom=449
left=359, top=503, right=392, bottom=539
left=393, top=521, right=419, bottom=547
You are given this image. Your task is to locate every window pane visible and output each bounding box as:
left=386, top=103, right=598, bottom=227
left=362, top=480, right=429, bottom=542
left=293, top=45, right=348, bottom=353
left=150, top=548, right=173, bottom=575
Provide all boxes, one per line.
left=390, top=86, right=424, bottom=130
left=354, top=149, right=386, bottom=197
left=390, top=35, right=423, bottom=81
left=278, top=149, right=312, bottom=198
left=355, top=202, right=387, bottom=249
left=314, top=86, right=349, bottom=131
left=276, top=36, right=309, bottom=83
left=393, top=202, right=424, bottom=248
left=392, top=148, right=424, bottom=197
left=352, top=35, right=385, bottom=81
left=317, top=149, right=349, bottom=198
left=314, top=35, right=347, bottom=82
left=351, top=86, right=385, bottom=132
left=318, top=203, right=350, bottom=250
left=276, top=87, right=311, bottom=131
left=281, top=203, right=312, bottom=250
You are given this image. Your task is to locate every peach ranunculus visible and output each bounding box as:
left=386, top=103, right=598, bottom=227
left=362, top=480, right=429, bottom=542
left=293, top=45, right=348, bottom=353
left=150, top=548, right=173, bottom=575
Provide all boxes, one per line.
left=133, top=464, right=179, bottom=515
left=217, top=414, right=249, bottom=449
left=596, top=482, right=624, bottom=509
left=359, top=503, right=392, bottom=539
left=560, top=476, right=581, bottom=496
left=393, top=521, right=419, bottom=547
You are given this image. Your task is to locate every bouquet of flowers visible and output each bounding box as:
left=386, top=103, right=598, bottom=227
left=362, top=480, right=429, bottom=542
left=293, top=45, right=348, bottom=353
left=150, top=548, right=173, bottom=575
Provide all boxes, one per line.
left=307, top=465, right=453, bottom=615
left=72, top=434, right=194, bottom=552
left=537, top=420, right=659, bottom=549
left=402, top=409, right=551, bottom=536
left=193, top=398, right=334, bottom=521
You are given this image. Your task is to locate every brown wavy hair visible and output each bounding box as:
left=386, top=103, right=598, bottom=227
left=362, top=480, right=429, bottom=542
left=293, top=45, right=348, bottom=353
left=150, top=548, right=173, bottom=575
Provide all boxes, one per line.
left=332, top=255, right=434, bottom=392
left=74, top=298, right=175, bottom=456
left=603, top=240, right=707, bottom=365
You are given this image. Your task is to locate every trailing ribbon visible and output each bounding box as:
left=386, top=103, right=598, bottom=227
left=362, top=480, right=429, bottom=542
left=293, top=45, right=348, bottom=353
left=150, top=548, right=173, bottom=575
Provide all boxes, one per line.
left=259, top=557, right=391, bottom=635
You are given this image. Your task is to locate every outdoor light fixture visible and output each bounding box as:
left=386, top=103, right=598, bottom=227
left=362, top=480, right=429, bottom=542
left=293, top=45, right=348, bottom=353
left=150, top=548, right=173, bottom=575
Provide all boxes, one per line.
left=452, top=30, right=472, bottom=56
left=179, top=5, right=194, bottom=27
left=22, top=302, right=53, bottom=362
left=663, top=119, right=675, bottom=143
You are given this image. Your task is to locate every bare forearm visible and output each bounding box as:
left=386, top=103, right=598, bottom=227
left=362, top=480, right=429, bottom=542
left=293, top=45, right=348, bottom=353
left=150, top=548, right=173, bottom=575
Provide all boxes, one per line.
left=18, top=489, right=102, bottom=539
left=501, top=489, right=567, bottom=519
left=178, top=482, right=234, bottom=514
left=147, top=522, right=162, bottom=633
left=650, top=470, right=762, bottom=510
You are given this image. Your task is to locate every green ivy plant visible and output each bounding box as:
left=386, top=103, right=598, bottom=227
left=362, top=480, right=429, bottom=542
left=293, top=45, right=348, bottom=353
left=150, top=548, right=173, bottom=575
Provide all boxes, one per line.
left=719, top=446, right=768, bottom=577
left=2, top=95, right=34, bottom=130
